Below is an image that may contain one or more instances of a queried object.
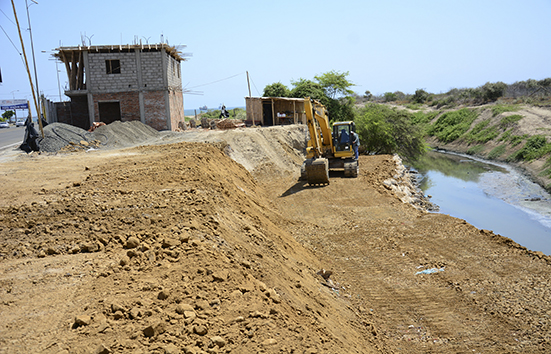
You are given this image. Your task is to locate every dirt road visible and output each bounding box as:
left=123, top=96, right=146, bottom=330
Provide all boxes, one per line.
left=0, top=124, right=550, bottom=353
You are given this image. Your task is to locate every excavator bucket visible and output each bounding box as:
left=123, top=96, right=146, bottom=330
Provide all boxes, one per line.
left=304, top=158, right=330, bottom=185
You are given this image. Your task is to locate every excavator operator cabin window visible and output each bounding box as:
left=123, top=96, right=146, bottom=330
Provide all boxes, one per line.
left=335, top=125, right=351, bottom=152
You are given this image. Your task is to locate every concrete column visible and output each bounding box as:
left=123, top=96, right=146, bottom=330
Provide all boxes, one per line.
left=165, top=90, right=171, bottom=131
left=136, top=49, right=145, bottom=124
left=160, top=49, right=168, bottom=89
left=83, top=50, right=95, bottom=126
left=86, top=92, right=94, bottom=126
left=139, top=92, right=145, bottom=124
left=161, top=49, right=171, bottom=130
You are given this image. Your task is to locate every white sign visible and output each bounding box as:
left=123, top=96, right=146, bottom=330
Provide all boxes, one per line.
left=0, top=99, right=27, bottom=105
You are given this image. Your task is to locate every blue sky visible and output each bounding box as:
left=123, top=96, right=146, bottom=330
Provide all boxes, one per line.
left=1, top=0, right=550, bottom=112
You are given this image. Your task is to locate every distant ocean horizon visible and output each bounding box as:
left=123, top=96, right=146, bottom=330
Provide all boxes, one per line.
left=184, top=106, right=245, bottom=116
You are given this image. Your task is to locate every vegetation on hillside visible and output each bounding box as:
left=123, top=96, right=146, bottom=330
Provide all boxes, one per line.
left=355, top=78, right=551, bottom=108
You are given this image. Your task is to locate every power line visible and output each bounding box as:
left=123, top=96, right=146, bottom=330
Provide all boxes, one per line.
left=248, top=74, right=262, bottom=96
left=187, top=72, right=246, bottom=89
left=0, top=24, right=23, bottom=58
left=0, top=8, right=16, bottom=26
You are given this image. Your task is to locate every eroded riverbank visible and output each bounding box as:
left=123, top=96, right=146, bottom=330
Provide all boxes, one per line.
left=411, top=150, right=551, bottom=254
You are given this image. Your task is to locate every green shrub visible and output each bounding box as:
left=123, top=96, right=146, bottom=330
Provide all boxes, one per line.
left=430, top=96, right=457, bottom=109
left=467, top=145, right=484, bottom=155
left=498, top=129, right=512, bottom=142
left=492, top=104, right=520, bottom=117
left=510, top=134, right=528, bottom=147
left=410, top=110, right=440, bottom=136
left=427, top=108, right=479, bottom=143
left=411, top=110, right=439, bottom=125
left=482, top=81, right=507, bottom=102
left=383, top=92, right=398, bottom=102
left=499, top=114, right=523, bottom=128
left=355, top=104, right=426, bottom=161
left=508, top=135, right=551, bottom=161
left=412, top=89, right=430, bottom=104
left=488, top=145, right=506, bottom=160
left=465, top=119, right=500, bottom=144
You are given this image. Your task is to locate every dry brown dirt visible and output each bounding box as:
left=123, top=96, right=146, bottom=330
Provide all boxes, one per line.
left=1, top=124, right=550, bottom=353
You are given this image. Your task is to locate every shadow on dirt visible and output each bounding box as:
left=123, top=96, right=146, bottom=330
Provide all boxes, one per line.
left=280, top=171, right=352, bottom=197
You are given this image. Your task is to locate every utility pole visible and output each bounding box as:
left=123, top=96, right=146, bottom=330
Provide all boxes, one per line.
left=11, top=0, right=43, bottom=137
left=26, top=0, right=41, bottom=119
left=247, top=71, right=254, bottom=126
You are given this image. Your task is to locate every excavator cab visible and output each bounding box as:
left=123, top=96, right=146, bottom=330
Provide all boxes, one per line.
left=333, top=122, right=353, bottom=153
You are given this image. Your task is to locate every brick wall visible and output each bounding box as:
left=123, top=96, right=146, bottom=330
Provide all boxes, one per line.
left=92, top=92, right=140, bottom=123
left=168, top=90, right=184, bottom=130
left=143, top=91, right=168, bottom=130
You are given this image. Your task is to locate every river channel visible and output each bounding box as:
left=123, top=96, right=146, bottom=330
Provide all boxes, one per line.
left=410, top=150, right=551, bottom=255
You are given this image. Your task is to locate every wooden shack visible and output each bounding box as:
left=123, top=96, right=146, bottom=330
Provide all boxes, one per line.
left=245, top=97, right=306, bottom=126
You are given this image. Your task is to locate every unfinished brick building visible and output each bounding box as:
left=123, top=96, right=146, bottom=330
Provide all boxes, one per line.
left=54, top=43, right=186, bottom=131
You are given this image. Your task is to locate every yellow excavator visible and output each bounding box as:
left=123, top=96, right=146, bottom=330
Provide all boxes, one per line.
left=301, top=97, right=359, bottom=184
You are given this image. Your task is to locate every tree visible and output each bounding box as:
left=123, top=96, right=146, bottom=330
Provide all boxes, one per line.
left=289, top=78, right=328, bottom=105
left=314, top=70, right=355, bottom=99
left=263, top=82, right=290, bottom=97
left=412, top=89, right=430, bottom=104
left=364, top=90, right=373, bottom=101
left=355, top=104, right=426, bottom=161
left=383, top=92, right=397, bottom=102
left=327, top=96, right=355, bottom=122
left=481, top=81, right=507, bottom=102
left=1, top=110, right=15, bottom=121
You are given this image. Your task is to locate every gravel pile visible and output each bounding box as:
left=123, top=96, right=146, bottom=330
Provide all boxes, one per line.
left=37, top=123, right=97, bottom=153
left=92, top=120, right=160, bottom=149
left=36, top=121, right=161, bottom=153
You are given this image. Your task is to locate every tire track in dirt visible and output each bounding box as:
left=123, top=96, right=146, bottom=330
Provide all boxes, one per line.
left=315, top=226, right=474, bottom=352
left=265, top=154, right=526, bottom=353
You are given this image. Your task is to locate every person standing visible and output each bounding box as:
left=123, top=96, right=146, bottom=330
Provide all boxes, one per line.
left=351, top=129, right=360, bottom=160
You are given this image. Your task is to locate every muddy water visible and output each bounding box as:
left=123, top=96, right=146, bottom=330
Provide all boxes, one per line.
left=410, top=150, right=551, bottom=255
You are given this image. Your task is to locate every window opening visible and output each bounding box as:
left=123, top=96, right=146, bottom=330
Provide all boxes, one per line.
left=105, top=59, right=121, bottom=74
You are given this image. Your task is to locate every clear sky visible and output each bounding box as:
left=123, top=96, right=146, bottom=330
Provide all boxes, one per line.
left=1, top=0, right=550, bottom=112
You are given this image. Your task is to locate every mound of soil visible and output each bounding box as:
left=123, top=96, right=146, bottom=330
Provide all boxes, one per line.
left=1, top=123, right=550, bottom=353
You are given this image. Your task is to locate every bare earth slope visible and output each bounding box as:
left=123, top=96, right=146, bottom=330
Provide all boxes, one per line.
left=1, top=124, right=550, bottom=353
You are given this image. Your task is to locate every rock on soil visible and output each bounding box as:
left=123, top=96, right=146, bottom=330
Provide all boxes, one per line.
left=1, top=122, right=550, bottom=353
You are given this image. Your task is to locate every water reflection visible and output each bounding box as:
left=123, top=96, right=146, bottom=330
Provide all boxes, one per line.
left=409, top=150, right=551, bottom=255
left=413, top=150, right=508, bottom=187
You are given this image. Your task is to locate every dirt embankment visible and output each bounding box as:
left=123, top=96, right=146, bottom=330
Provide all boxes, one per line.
left=1, top=123, right=550, bottom=353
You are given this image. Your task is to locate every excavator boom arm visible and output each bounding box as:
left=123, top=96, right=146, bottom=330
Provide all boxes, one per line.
left=304, top=98, right=333, bottom=158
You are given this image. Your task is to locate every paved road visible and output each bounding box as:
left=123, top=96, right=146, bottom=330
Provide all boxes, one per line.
left=0, top=125, right=25, bottom=151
